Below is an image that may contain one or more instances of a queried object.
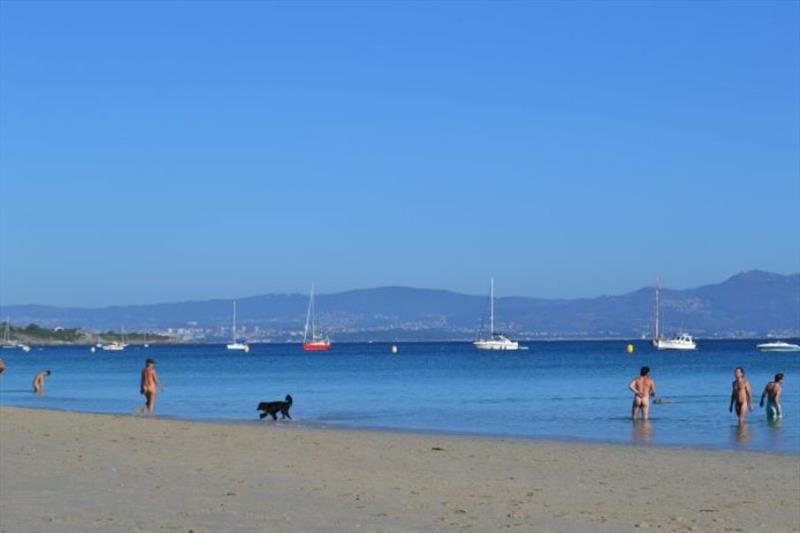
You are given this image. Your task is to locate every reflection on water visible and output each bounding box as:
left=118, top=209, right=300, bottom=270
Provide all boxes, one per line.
left=631, top=419, right=653, bottom=443
left=733, top=423, right=751, bottom=447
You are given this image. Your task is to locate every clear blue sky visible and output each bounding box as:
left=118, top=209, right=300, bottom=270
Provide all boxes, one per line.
left=1, top=1, right=798, bottom=307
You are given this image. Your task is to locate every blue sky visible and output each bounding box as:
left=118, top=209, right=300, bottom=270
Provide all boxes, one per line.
left=1, top=1, right=798, bottom=306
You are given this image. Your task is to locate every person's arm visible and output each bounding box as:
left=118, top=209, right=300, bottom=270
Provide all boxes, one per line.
left=628, top=378, right=640, bottom=397
left=746, top=382, right=753, bottom=411
left=650, top=380, right=656, bottom=398
left=775, top=386, right=782, bottom=417
left=154, top=370, right=163, bottom=391
left=760, top=385, right=768, bottom=407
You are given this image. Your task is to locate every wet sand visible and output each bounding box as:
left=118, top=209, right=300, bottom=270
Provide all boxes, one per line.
left=0, top=407, right=798, bottom=532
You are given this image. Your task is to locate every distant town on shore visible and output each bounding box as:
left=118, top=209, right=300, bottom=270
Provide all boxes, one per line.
left=2, top=270, right=798, bottom=343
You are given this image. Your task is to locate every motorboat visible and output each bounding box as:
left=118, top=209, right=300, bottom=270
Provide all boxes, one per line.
left=756, top=341, right=800, bottom=352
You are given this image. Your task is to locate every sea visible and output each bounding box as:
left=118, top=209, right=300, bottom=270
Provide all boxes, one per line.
left=1, top=340, right=798, bottom=454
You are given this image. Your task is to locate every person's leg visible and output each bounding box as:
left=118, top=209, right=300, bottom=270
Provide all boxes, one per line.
left=631, top=398, right=639, bottom=419
left=642, top=399, right=650, bottom=420
left=737, top=402, right=746, bottom=425
left=146, top=391, right=156, bottom=415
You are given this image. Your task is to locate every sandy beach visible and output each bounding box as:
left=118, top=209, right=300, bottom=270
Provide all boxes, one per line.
left=0, top=407, right=798, bottom=532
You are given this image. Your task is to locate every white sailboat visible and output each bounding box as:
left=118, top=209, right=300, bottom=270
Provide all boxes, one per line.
left=102, top=325, right=128, bottom=351
left=651, top=279, right=696, bottom=351
left=2, top=319, right=18, bottom=349
left=474, top=278, right=520, bottom=351
left=226, top=301, right=250, bottom=352
left=2, top=319, right=29, bottom=351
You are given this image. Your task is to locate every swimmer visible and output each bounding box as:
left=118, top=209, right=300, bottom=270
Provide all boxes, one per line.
left=138, top=358, right=162, bottom=416
left=32, top=370, right=51, bottom=395
left=760, top=373, right=784, bottom=421
left=729, top=367, right=753, bottom=425
left=629, top=366, right=656, bottom=420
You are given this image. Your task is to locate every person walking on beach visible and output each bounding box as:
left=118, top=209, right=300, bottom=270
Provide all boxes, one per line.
left=729, top=367, right=753, bottom=425
left=629, top=366, right=656, bottom=420
left=32, top=370, right=51, bottom=395
left=760, top=373, right=784, bottom=421
left=138, top=358, right=162, bottom=416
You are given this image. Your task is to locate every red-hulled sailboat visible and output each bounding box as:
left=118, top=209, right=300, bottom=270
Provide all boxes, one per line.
left=302, top=284, right=331, bottom=351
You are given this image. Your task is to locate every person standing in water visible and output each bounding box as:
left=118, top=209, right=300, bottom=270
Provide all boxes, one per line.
left=729, top=367, right=753, bottom=425
left=32, top=370, right=51, bottom=395
left=139, top=358, right=162, bottom=416
left=628, top=366, right=656, bottom=420
left=760, top=373, right=784, bottom=421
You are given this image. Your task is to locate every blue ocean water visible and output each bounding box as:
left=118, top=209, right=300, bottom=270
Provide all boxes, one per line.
left=1, top=340, right=798, bottom=453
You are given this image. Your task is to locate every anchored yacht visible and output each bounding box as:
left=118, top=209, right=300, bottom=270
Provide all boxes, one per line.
left=226, top=301, right=250, bottom=352
left=474, top=278, right=520, bottom=351
left=303, top=284, right=331, bottom=351
left=651, top=279, right=696, bottom=351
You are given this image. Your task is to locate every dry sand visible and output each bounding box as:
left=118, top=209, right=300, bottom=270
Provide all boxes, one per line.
left=0, top=407, right=798, bottom=532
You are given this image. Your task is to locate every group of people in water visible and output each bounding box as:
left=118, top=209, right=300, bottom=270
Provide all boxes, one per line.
left=0, top=357, right=162, bottom=415
left=628, top=366, right=785, bottom=425
left=0, top=357, right=788, bottom=425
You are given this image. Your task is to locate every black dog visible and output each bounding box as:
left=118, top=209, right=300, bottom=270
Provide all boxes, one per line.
left=257, top=394, right=293, bottom=420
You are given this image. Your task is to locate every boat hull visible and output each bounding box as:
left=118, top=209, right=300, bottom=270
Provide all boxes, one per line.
left=757, top=343, right=800, bottom=352
left=303, top=342, right=331, bottom=351
left=227, top=343, right=250, bottom=352
left=652, top=339, right=696, bottom=351
left=473, top=340, right=520, bottom=351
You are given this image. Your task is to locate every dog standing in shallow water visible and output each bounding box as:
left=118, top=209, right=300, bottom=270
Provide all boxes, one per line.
left=257, top=395, right=293, bottom=420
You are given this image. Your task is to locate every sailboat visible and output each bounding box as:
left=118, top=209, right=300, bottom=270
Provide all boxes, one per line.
left=226, top=301, right=250, bottom=352
left=473, top=278, right=520, bottom=351
left=302, top=284, right=331, bottom=351
left=2, top=319, right=17, bottom=349
left=143, top=330, right=149, bottom=349
left=651, top=279, right=696, bottom=351
left=1, top=318, right=29, bottom=351
left=102, top=325, right=128, bottom=351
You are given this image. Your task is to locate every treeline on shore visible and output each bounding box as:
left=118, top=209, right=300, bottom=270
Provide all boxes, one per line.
left=1, top=323, right=174, bottom=345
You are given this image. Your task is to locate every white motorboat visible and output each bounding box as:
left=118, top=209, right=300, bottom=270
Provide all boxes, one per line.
left=757, top=341, right=800, bottom=352
left=474, top=278, right=520, bottom=351
left=651, top=279, right=696, bottom=351
left=226, top=301, right=250, bottom=352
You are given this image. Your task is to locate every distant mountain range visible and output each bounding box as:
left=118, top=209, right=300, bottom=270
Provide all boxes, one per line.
left=1, top=270, right=798, bottom=340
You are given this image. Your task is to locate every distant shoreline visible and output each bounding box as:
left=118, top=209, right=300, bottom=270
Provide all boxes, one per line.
left=6, top=336, right=798, bottom=347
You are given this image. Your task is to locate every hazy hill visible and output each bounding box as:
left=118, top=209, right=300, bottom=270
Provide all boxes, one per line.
left=1, top=270, right=798, bottom=339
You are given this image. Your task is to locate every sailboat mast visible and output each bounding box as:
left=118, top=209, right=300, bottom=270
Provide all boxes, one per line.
left=653, top=278, right=660, bottom=340
left=311, top=284, right=316, bottom=339
left=490, top=278, right=495, bottom=335
left=232, top=301, right=237, bottom=343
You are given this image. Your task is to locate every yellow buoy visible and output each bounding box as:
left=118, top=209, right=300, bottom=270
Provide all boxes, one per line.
left=391, top=345, right=398, bottom=354
left=626, top=343, right=634, bottom=354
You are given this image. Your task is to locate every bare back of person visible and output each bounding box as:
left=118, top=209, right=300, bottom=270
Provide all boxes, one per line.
left=629, top=368, right=656, bottom=420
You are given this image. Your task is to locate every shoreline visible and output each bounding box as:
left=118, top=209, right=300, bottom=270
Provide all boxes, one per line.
left=6, top=337, right=799, bottom=347
left=2, top=403, right=798, bottom=457
left=2, top=406, right=799, bottom=532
